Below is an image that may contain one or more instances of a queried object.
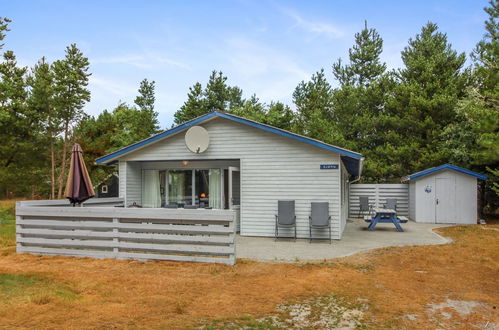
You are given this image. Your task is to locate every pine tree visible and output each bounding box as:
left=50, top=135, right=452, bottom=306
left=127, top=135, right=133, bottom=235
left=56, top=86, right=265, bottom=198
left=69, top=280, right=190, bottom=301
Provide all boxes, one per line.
left=0, top=50, right=29, bottom=195
left=134, top=78, right=160, bottom=134
left=293, top=69, right=337, bottom=142
left=331, top=22, right=389, bottom=180
left=174, top=82, right=205, bottom=124
left=333, top=21, right=386, bottom=88
left=173, top=71, right=244, bottom=125
left=384, top=22, right=468, bottom=179
left=53, top=44, right=91, bottom=198
left=0, top=17, right=11, bottom=50
left=28, top=57, right=59, bottom=199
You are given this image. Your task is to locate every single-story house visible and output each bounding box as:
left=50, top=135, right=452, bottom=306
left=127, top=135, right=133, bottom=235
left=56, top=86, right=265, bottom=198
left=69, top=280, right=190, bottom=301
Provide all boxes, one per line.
left=402, top=164, right=488, bottom=224
left=96, top=111, right=363, bottom=240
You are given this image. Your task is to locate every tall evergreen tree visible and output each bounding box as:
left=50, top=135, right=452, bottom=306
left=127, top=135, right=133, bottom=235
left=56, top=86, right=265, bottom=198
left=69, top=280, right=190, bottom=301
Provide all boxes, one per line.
left=293, top=69, right=338, bottom=142
left=442, top=0, right=498, bottom=211
left=0, top=17, right=11, bottom=50
left=134, top=78, right=160, bottom=134
left=331, top=22, right=389, bottom=180
left=173, top=71, right=244, bottom=125
left=383, top=22, right=468, bottom=179
left=53, top=44, right=91, bottom=198
left=0, top=50, right=29, bottom=196
left=27, top=57, right=58, bottom=198
left=333, top=21, right=386, bottom=88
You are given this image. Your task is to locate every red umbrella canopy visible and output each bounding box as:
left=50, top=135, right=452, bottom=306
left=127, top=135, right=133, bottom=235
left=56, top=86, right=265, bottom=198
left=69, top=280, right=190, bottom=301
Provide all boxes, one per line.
left=64, top=144, right=95, bottom=205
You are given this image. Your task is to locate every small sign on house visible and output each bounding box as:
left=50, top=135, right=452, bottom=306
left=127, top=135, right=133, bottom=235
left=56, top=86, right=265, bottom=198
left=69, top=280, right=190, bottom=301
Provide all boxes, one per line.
left=320, top=164, right=339, bottom=170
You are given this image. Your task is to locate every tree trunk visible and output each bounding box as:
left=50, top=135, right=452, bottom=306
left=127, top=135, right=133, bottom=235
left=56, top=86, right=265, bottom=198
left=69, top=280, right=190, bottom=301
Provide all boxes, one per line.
left=50, top=131, right=55, bottom=200
left=57, top=122, right=69, bottom=199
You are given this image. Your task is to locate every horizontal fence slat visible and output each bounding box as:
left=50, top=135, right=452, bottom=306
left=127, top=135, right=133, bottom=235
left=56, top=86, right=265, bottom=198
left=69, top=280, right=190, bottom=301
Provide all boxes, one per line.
left=17, top=206, right=234, bottom=221
left=349, top=184, right=409, bottom=217
left=17, top=246, right=234, bottom=265
left=18, top=219, right=233, bottom=235
left=17, top=228, right=234, bottom=244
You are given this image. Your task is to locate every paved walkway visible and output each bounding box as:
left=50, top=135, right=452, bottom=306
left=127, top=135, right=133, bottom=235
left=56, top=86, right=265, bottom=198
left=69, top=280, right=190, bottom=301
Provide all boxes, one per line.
left=235, top=219, right=451, bottom=262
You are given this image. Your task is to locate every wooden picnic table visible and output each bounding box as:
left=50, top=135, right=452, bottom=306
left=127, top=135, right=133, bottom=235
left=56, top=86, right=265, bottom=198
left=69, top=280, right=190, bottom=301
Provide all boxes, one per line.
left=364, top=208, right=408, bottom=232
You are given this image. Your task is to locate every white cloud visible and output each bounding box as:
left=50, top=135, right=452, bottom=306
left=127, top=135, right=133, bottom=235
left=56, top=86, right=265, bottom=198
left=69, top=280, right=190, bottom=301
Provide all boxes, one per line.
left=89, top=74, right=137, bottom=97
left=222, top=37, right=312, bottom=104
left=280, top=6, right=345, bottom=39
left=92, top=52, right=191, bottom=70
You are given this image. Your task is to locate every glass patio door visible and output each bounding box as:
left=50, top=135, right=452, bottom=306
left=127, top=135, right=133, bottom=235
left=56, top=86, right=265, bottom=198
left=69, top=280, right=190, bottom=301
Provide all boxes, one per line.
left=228, top=166, right=240, bottom=210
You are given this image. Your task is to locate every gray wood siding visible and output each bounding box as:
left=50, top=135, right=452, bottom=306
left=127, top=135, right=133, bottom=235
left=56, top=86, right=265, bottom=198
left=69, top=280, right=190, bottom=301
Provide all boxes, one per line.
left=119, top=160, right=126, bottom=200
left=126, top=162, right=141, bottom=206
left=120, top=118, right=343, bottom=239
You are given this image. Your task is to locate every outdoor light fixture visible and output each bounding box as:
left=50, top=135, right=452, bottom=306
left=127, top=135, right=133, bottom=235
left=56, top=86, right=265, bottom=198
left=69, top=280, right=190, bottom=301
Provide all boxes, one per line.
left=182, top=160, right=189, bottom=166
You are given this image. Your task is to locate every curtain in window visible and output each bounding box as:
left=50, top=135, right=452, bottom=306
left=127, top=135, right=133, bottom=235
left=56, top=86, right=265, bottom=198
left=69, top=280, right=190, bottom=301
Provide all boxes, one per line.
left=209, top=169, right=221, bottom=209
left=142, top=170, right=161, bottom=208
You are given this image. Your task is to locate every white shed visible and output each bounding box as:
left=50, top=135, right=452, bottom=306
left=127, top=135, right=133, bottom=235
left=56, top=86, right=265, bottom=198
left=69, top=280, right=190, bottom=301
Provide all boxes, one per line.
left=403, top=164, right=487, bottom=224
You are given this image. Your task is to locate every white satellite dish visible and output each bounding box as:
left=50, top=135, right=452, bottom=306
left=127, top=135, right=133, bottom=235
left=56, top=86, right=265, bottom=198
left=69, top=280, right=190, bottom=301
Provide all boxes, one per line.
left=185, top=126, right=210, bottom=154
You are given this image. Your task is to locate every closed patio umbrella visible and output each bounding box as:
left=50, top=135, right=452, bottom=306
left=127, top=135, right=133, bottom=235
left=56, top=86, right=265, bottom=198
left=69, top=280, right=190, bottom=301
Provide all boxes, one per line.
left=64, top=144, right=95, bottom=206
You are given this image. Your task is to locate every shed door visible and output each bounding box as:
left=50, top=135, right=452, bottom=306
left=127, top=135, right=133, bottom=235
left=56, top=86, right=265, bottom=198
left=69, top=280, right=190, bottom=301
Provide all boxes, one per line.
left=435, top=177, right=454, bottom=223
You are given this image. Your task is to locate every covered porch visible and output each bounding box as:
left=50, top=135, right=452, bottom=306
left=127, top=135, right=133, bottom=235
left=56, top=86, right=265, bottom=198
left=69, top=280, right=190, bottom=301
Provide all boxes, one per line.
left=121, top=159, right=241, bottom=222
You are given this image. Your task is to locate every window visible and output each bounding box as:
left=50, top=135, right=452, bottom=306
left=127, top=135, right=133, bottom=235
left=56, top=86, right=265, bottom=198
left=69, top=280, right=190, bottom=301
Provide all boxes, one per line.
left=101, top=185, right=108, bottom=194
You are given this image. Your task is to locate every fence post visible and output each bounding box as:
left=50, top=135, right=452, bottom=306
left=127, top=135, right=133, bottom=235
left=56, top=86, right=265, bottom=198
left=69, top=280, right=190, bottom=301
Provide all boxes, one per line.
left=113, top=218, right=119, bottom=256
left=374, top=186, right=380, bottom=209
left=16, top=215, right=22, bottom=253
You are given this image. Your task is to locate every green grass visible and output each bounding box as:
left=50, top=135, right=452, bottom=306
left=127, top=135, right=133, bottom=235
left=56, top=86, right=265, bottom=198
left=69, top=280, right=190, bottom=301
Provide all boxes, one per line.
left=0, top=273, right=81, bottom=304
left=0, top=204, right=15, bottom=249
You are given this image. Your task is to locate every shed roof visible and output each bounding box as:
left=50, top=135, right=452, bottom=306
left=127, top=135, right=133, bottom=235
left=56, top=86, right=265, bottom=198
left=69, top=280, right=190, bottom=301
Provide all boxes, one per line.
left=402, top=164, right=488, bottom=181
left=95, top=111, right=363, bottom=176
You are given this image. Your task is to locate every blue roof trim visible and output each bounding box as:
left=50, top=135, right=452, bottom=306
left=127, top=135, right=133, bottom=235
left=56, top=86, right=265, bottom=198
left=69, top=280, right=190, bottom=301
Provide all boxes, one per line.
left=96, top=111, right=362, bottom=175
left=407, top=164, right=488, bottom=181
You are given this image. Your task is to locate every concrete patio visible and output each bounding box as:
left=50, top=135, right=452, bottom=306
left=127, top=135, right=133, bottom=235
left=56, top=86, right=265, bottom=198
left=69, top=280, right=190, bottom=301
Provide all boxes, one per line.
left=236, top=219, right=452, bottom=262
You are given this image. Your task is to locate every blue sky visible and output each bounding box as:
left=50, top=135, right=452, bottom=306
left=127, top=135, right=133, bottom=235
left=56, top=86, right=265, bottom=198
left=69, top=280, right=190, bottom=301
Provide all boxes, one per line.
left=2, top=0, right=489, bottom=128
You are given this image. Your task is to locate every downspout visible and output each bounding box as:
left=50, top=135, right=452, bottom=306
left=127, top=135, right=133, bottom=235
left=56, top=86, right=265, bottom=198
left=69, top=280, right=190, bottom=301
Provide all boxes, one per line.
left=349, top=157, right=364, bottom=184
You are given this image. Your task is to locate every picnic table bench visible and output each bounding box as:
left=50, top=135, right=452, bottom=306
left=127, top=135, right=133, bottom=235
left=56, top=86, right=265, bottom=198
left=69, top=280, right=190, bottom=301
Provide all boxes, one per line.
left=364, top=208, right=408, bottom=232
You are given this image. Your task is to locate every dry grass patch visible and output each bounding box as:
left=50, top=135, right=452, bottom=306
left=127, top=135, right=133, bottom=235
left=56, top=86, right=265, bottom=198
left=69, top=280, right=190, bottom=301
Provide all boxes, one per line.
left=0, top=221, right=497, bottom=328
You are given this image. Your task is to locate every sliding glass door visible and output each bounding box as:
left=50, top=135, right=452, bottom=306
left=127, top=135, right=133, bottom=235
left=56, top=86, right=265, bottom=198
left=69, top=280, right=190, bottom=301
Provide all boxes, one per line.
left=168, top=170, right=192, bottom=206
left=142, top=168, right=223, bottom=208
left=194, top=169, right=221, bottom=208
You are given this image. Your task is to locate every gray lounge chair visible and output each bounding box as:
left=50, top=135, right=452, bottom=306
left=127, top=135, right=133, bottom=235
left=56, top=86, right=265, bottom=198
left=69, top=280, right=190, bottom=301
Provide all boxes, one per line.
left=384, top=198, right=397, bottom=211
left=275, top=200, right=296, bottom=241
left=165, top=203, right=178, bottom=209
left=358, top=196, right=372, bottom=217
left=309, top=202, right=331, bottom=243
left=184, top=204, right=198, bottom=209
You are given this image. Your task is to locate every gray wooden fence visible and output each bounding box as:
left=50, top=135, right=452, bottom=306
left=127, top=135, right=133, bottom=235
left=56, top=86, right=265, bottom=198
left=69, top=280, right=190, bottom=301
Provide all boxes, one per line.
left=349, top=184, right=409, bottom=217
left=16, top=199, right=236, bottom=265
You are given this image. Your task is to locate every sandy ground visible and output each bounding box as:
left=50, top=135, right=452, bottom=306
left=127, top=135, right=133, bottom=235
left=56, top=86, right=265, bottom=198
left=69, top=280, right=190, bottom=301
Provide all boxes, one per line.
left=0, top=223, right=497, bottom=329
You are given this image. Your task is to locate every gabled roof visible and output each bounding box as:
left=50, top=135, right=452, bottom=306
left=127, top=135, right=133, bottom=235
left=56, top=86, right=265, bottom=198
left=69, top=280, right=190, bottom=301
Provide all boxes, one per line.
left=403, top=164, right=488, bottom=181
left=96, top=111, right=363, bottom=176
